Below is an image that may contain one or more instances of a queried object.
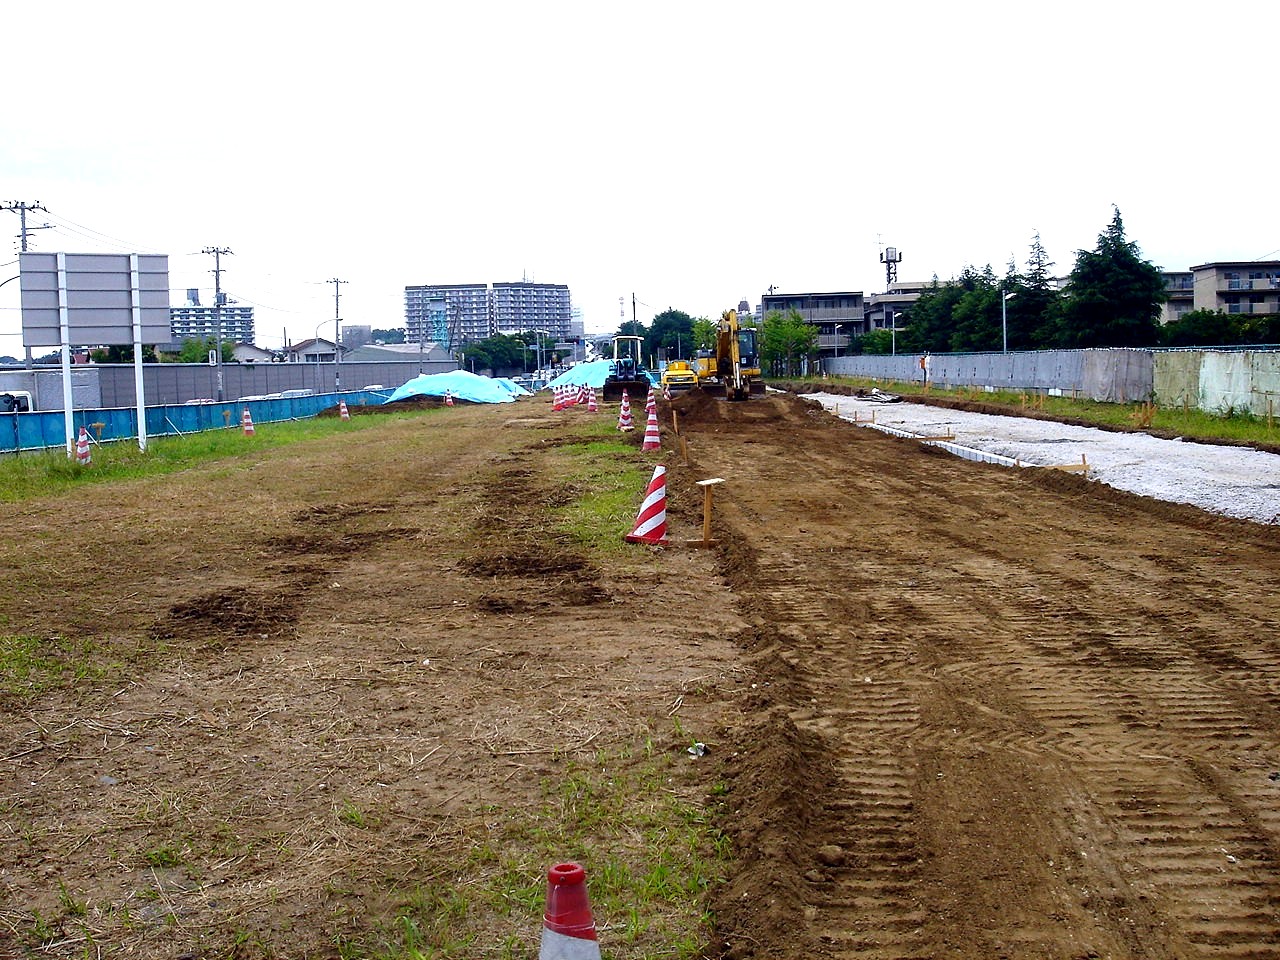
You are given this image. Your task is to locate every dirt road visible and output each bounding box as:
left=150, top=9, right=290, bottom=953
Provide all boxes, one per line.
left=4, top=392, right=1280, bottom=959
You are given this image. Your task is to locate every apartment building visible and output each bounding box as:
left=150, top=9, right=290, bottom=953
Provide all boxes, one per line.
left=404, top=281, right=573, bottom=346
left=1189, top=261, right=1280, bottom=316
left=169, top=302, right=255, bottom=344
left=404, top=283, right=489, bottom=347
left=759, top=290, right=866, bottom=357
left=492, top=281, right=572, bottom=339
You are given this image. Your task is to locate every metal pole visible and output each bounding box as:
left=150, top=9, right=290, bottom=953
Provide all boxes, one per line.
left=1002, top=293, right=1007, bottom=354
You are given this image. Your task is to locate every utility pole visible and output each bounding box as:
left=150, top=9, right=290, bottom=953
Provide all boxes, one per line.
left=203, top=247, right=233, bottom=402
left=328, top=277, right=347, bottom=393
left=3, top=201, right=52, bottom=251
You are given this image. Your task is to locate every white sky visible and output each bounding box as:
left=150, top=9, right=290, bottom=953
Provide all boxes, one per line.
left=3, top=1, right=1276, bottom=358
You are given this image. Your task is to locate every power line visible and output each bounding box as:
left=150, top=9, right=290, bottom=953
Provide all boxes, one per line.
left=2, top=201, right=52, bottom=252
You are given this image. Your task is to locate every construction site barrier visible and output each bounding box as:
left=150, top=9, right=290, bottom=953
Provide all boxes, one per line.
left=0, top=390, right=387, bottom=454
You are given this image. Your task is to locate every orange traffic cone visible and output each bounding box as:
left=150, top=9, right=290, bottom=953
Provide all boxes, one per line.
left=241, top=408, right=255, bottom=436
left=641, top=402, right=661, bottom=452
left=540, top=863, right=601, bottom=960
left=445, top=391, right=454, bottom=407
left=339, top=400, right=350, bottom=421
left=75, top=426, right=91, bottom=466
left=624, top=465, right=669, bottom=544
left=587, top=387, right=598, bottom=413
left=617, top=389, right=634, bottom=431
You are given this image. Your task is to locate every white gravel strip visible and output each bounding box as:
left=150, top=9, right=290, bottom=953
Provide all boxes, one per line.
left=804, top=392, right=1280, bottom=525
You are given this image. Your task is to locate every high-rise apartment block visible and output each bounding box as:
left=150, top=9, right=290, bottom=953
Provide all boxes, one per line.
left=404, top=281, right=572, bottom=347
left=169, top=297, right=255, bottom=344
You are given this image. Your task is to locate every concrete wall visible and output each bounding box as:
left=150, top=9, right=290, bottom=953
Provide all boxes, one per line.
left=825, top=347, right=1280, bottom=416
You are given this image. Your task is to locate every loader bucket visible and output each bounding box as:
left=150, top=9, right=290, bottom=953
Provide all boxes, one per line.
left=602, top=378, right=651, bottom=403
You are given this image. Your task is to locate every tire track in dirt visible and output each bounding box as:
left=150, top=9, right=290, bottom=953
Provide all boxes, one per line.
left=675, top=391, right=1280, bottom=959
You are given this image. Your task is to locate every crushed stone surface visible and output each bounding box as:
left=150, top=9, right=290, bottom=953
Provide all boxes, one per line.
left=805, top=392, right=1280, bottom=525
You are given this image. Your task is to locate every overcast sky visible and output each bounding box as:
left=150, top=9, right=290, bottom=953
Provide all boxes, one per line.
left=3, top=1, right=1276, bottom=358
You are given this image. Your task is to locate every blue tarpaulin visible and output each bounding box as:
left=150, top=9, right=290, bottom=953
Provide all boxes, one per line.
left=547, top=360, right=653, bottom=390
left=386, top=370, right=521, bottom=404
left=494, top=377, right=534, bottom=396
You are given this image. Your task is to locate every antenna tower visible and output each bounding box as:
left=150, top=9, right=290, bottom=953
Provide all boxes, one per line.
left=879, top=245, right=903, bottom=288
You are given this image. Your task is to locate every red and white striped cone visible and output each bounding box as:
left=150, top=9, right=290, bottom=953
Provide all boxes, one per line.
left=587, top=387, right=598, bottom=413
left=75, top=426, right=91, bottom=466
left=241, top=408, right=255, bottom=436
left=445, top=391, right=454, bottom=407
left=577, top=384, right=588, bottom=407
left=624, top=464, right=669, bottom=544
left=616, top=390, right=633, bottom=431
left=646, top=386, right=656, bottom=408
left=339, top=400, right=350, bottom=421
left=663, top=383, right=671, bottom=401
left=540, top=863, right=600, bottom=960
left=552, top=385, right=564, bottom=411
left=641, top=402, right=661, bottom=452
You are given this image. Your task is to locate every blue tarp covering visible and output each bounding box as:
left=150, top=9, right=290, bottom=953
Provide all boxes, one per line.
left=547, top=360, right=652, bottom=390
left=386, top=370, right=519, bottom=404
left=493, top=377, right=533, bottom=396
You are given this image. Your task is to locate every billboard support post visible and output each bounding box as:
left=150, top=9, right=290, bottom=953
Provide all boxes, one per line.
left=130, top=254, right=148, bottom=451
left=57, top=253, right=75, bottom=457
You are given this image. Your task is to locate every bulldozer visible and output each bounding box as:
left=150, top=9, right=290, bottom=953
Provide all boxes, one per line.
left=696, top=309, right=764, bottom=400
left=601, top=335, right=651, bottom=402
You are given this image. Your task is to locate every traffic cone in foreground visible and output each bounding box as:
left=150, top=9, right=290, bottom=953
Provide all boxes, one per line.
left=641, top=402, right=661, bottom=452
left=339, top=400, right=350, bottom=421
left=624, top=464, right=669, bottom=544
left=646, top=386, right=656, bottom=408
left=540, top=863, right=600, bottom=960
left=617, top=390, right=633, bottom=431
left=445, top=391, right=454, bottom=407
left=587, top=387, right=598, bottom=413
left=241, top=408, right=255, bottom=436
left=75, top=426, right=91, bottom=466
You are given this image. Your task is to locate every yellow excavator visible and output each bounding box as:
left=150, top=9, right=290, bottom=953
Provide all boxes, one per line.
left=694, top=309, right=763, bottom=400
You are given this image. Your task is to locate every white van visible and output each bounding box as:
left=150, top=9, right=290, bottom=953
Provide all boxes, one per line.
left=1, top=390, right=34, bottom=412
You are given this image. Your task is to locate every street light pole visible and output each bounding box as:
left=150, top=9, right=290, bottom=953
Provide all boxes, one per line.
left=1001, top=291, right=1016, bottom=354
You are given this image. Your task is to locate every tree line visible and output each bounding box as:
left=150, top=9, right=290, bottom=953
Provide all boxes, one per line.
left=863, top=208, right=1279, bottom=356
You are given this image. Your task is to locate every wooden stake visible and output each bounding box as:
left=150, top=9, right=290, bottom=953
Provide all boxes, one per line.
left=679, top=435, right=690, bottom=466
left=687, top=478, right=725, bottom=547
left=672, top=409, right=680, bottom=435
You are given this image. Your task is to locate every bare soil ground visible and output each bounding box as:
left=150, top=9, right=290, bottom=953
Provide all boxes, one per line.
left=5, top=391, right=1280, bottom=959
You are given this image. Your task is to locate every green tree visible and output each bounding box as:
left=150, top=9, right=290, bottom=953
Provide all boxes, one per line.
left=856, top=329, right=895, bottom=355
left=1160, top=309, right=1250, bottom=348
left=948, top=265, right=1001, bottom=352
left=177, top=337, right=234, bottom=363
left=89, top=344, right=158, bottom=363
left=371, top=327, right=406, bottom=344
left=646, top=308, right=694, bottom=362
left=1046, top=207, right=1165, bottom=348
left=1013, top=231, right=1061, bottom=351
left=760, top=309, right=818, bottom=376
left=460, top=333, right=539, bottom=375
left=691, top=317, right=716, bottom=351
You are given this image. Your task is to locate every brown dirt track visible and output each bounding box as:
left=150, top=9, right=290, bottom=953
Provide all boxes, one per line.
left=4, top=391, right=1280, bottom=959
